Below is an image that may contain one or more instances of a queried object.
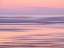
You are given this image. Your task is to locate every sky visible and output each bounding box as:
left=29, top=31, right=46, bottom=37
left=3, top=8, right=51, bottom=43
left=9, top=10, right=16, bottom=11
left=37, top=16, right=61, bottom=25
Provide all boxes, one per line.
left=0, top=0, right=64, bottom=13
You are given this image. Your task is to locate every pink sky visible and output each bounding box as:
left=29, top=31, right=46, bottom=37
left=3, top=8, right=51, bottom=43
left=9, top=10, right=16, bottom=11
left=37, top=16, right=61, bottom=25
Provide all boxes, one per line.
left=0, top=0, right=64, bottom=14
left=0, top=0, right=64, bottom=9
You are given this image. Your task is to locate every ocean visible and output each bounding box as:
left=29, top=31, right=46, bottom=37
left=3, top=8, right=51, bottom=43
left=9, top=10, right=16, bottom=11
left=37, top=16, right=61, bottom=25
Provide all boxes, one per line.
left=0, top=14, right=64, bottom=48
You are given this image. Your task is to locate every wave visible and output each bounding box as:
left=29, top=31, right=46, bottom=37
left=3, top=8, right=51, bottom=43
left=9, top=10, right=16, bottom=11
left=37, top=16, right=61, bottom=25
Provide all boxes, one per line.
left=0, top=17, right=64, bottom=25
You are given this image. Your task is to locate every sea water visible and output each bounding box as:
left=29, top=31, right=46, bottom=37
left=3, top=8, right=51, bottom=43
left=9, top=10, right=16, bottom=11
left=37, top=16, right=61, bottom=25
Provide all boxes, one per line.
left=0, top=14, right=64, bottom=48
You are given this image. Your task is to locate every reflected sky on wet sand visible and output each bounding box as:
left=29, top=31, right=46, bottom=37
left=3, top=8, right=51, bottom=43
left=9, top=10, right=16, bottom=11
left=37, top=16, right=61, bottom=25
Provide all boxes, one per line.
left=0, top=23, right=64, bottom=48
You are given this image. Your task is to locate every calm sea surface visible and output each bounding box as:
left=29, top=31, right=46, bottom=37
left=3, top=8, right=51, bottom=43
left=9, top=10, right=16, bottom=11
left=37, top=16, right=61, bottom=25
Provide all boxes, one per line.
left=0, top=14, right=64, bottom=48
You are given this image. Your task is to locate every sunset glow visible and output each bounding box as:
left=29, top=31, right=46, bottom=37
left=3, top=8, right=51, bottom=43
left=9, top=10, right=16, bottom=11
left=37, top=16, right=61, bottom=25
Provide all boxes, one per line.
left=0, top=0, right=64, bottom=9
left=0, top=0, right=64, bottom=47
